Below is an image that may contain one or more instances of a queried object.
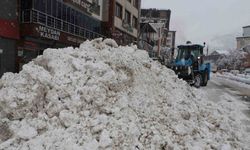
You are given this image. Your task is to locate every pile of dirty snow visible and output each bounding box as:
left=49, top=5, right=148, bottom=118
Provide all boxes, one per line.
left=0, top=39, right=249, bottom=149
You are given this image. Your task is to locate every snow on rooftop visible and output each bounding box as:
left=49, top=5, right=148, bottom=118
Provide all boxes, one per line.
left=0, top=38, right=249, bottom=149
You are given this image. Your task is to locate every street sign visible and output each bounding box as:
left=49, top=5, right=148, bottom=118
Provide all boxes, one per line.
left=18, top=50, right=23, bottom=57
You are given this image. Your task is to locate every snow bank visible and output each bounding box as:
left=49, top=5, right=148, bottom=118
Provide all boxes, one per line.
left=0, top=38, right=249, bottom=149
left=216, top=72, right=250, bottom=85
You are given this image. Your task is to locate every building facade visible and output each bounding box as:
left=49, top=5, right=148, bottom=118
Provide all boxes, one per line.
left=102, top=0, right=141, bottom=45
left=0, top=0, right=141, bottom=76
left=18, top=0, right=105, bottom=70
left=141, top=9, right=171, bottom=30
left=139, top=9, right=172, bottom=59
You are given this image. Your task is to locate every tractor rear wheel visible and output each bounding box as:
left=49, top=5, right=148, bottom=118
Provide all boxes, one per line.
left=194, top=74, right=201, bottom=88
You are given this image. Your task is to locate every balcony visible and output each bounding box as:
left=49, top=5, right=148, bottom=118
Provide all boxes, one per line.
left=122, top=20, right=133, bottom=33
left=21, top=9, right=105, bottom=40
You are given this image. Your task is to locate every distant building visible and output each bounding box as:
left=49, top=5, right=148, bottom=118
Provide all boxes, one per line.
left=204, top=51, right=224, bottom=63
left=139, top=9, right=173, bottom=59
left=236, top=25, right=250, bottom=68
left=141, top=9, right=171, bottom=29
left=165, top=31, right=176, bottom=48
left=236, top=26, right=250, bottom=50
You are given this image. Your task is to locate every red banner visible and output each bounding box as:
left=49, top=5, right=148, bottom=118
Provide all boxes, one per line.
left=0, top=19, right=19, bottom=39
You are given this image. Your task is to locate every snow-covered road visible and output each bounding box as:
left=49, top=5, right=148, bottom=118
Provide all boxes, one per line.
left=202, top=76, right=250, bottom=133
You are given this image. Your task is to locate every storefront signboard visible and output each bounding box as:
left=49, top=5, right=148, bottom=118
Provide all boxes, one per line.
left=36, top=26, right=61, bottom=41
left=21, top=24, right=85, bottom=46
left=64, top=0, right=92, bottom=13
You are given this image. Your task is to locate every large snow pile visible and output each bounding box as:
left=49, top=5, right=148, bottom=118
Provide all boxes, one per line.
left=0, top=39, right=249, bottom=149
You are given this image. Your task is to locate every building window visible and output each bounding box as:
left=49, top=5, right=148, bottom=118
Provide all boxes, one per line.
left=57, top=2, right=62, bottom=19
left=21, top=0, right=32, bottom=9
left=47, top=0, right=52, bottom=15
left=52, top=0, right=57, bottom=17
left=34, top=0, right=46, bottom=13
left=115, top=3, right=122, bottom=19
left=127, top=0, right=132, bottom=3
left=132, top=16, right=137, bottom=28
left=125, top=10, right=131, bottom=24
left=133, top=0, right=139, bottom=9
left=93, top=0, right=99, bottom=5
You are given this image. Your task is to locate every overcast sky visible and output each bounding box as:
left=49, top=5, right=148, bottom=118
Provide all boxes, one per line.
left=142, top=0, right=250, bottom=51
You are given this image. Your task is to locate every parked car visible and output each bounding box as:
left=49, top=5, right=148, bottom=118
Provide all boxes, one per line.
left=211, top=63, right=218, bottom=73
left=243, top=68, right=250, bottom=75
left=219, top=69, right=228, bottom=74
left=230, top=70, right=239, bottom=75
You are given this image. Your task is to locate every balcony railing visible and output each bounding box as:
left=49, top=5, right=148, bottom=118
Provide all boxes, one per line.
left=21, top=9, right=105, bottom=40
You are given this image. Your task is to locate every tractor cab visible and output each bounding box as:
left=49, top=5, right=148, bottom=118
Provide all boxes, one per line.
left=175, top=44, right=205, bottom=68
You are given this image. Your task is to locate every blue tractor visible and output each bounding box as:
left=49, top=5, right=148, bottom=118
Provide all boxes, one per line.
left=171, top=42, right=211, bottom=88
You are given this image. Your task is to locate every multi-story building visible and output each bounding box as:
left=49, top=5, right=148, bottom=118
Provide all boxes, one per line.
left=0, top=0, right=105, bottom=76
left=141, top=9, right=171, bottom=29
left=0, top=0, right=141, bottom=76
left=102, top=0, right=141, bottom=45
left=139, top=9, right=172, bottom=59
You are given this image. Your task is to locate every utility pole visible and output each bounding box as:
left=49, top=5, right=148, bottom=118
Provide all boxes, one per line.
left=157, top=28, right=161, bottom=58
left=207, top=45, right=209, bottom=56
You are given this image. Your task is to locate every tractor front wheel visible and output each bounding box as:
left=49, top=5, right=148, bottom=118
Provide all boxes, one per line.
left=201, top=71, right=208, bottom=86
left=194, top=74, right=201, bottom=88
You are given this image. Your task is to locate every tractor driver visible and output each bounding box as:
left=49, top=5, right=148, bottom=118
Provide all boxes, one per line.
left=185, top=50, right=196, bottom=62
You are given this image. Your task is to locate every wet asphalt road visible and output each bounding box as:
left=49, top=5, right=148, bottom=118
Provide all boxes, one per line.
left=202, top=76, right=250, bottom=132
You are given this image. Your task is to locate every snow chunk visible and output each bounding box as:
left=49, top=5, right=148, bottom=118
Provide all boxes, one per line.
left=16, top=121, right=37, bottom=140
left=103, top=38, right=118, bottom=48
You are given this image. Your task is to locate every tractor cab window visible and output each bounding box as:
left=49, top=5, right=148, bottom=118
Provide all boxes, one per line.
left=176, top=48, right=189, bottom=60
left=192, top=49, right=201, bottom=58
left=176, top=46, right=202, bottom=61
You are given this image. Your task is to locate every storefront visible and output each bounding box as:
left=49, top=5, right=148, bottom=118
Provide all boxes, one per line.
left=17, top=0, right=104, bottom=71
left=17, top=23, right=88, bottom=71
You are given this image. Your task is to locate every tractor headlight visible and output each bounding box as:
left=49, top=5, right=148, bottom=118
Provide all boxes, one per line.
left=187, top=66, right=191, bottom=75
